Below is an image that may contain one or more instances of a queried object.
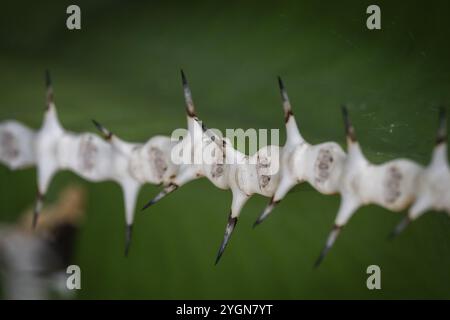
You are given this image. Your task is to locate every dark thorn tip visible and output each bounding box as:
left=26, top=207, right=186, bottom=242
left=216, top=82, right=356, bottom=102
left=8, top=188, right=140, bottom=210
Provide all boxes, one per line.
left=388, top=216, right=411, bottom=241
left=92, top=119, right=112, bottom=140
left=125, top=224, right=133, bottom=257
left=436, top=107, right=447, bottom=145
left=181, top=69, right=187, bottom=86
left=92, top=119, right=102, bottom=132
left=314, top=246, right=329, bottom=269
left=141, top=199, right=155, bottom=211
left=314, top=225, right=342, bottom=268
left=278, top=76, right=289, bottom=101
left=277, top=76, right=285, bottom=91
left=253, top=210, right=268, bottom=229
left=215, top=216, right=238, bottom=265
left=341, top=105, right=356, bottom=142
left=141, top=185, right=178, bottom=211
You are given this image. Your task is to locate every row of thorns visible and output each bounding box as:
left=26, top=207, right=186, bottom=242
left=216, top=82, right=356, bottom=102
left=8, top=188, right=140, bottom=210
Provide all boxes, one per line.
left=0, top=70, right=448, bottom=266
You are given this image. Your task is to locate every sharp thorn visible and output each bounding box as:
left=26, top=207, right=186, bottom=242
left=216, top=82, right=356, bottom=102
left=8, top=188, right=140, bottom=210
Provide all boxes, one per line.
left=314, top=225, right=342, bottom=268
left=388, top=216, right=411, bottom=240
left=125, top=224, right=133, bottom=257
left=181, top=69, right=187, bottom=87
left=215, top=214, right=238, bottom=265
left=92, top=119, right=102, bottom=132
left=277, top=76, right=285, bottom=92
left=277, top=76, right=293, bottom=122
left=92, top=119, right=112, bottom=140
left=341, top=105, right=356, bottom=142
left=253, top=200, right=277, bottom=229
left=141, top=184, right=178, bottom=211
left=277, top=76, right=289, bottom=102
left=180, top=69, right=195, bottom=117
left=314, top=245, right=330, bottom=269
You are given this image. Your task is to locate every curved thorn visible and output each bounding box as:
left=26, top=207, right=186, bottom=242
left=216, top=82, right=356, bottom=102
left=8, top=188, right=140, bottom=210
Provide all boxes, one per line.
left=215, top=213, right=238, bottom=265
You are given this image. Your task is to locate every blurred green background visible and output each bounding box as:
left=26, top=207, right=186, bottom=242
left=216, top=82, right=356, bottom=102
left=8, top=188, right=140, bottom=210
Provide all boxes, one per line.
left=1, top=0, right=450, bottom=299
